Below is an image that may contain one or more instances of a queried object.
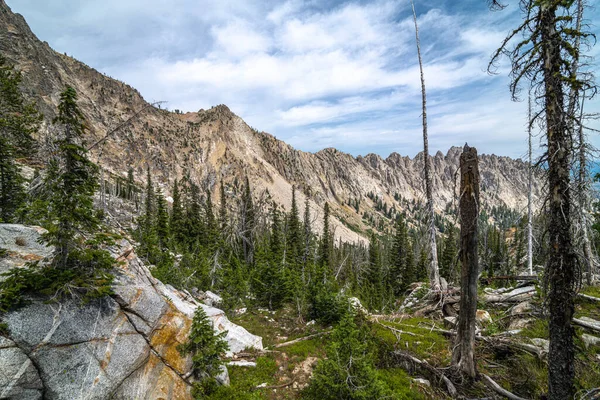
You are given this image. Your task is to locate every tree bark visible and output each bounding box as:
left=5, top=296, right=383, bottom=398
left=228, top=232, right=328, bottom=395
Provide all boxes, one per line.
left=411, top=0, right=440, bottom=290
left=452, top=144, right=479, bottom=378
left=541, top=3, right=576, bottom=399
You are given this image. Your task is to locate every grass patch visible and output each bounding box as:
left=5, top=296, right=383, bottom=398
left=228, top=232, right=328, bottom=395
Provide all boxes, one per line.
left=207, top=356, right=279, bottom=400
left=284, top=337, right=327, bottom=359
left=575, top=286, right=600, bottom=320
left=575, top=346, right=600, bottom=393
left=518, top=318, right=548, bottom=339
left=507, top=353, right=547, bottom=397
left=372, top=317, right=451, bottom=365
left=231, top=306, right=328, bottom=349
left=580, top=285, right=600, bottom=298
left=377, top=368, right=430, bottom=399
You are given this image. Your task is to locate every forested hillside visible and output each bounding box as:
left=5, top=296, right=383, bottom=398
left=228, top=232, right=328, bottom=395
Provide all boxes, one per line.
left=0, top=0, right=599, bottom=399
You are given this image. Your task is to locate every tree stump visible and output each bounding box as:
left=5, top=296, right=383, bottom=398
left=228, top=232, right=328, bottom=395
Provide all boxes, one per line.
left=452, top=144, right=480, bottom=378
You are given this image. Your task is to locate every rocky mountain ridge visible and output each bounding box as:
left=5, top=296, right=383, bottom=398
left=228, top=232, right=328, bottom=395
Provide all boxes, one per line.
left=0, top=0, right=541, bottom=242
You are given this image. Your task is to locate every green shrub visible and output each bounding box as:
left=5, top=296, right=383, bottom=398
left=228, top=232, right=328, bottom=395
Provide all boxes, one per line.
left=308, top=285, right=348, bottom=325
left=303, top=312, right=392, bottom=399
left=0, top=246, right=114, bottom=313
left=179, top=306, right=229, bottom=397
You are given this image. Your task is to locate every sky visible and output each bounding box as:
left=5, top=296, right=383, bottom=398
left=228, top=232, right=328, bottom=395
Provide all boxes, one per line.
left=6, top=0, right=600, bottom=160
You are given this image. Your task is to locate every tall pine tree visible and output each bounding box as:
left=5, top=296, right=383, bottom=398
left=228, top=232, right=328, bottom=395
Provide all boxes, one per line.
left=42, top=87, right=100, bottom=269
left=0, top=55, right=40, bottom=222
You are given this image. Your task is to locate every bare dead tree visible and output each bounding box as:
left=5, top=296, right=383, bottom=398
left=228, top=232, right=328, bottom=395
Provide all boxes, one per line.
left=410, top=0, right=441, bottom=290
left=527, top=95, right=533, bottom=275
left=489, top=1, right=597, bottom=398
left=567, top=0, right=596, bottom=286
left=577, top=96, right=596, bottom=286
left=452, top=144, right=480, bottom=378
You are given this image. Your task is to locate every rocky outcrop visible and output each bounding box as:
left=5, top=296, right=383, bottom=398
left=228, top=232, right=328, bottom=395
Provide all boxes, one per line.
left=0, top=225, right=263, bottom=399
left=0, top=225, right=52, bottom=274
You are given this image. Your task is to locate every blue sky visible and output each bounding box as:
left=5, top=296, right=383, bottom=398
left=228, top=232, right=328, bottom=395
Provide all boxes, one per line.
left=7, top=0, right=600, bottom=159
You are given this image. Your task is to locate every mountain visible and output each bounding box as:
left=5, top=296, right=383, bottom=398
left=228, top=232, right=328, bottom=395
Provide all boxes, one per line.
left=0, top=0, right=541, bottom=242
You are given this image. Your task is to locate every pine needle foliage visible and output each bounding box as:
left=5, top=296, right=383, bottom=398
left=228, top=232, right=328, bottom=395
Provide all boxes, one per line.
left=0, top=55, right=41, bottom=222
left=303, top=311, right=392, bottom=400
left=178, top=306, right=229, bottom=397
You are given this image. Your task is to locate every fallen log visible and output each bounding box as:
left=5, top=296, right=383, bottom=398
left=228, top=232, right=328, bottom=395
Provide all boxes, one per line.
left=482, top=286, right=536, bottom=303
left=391, top=322, right=544, bottom=358
left=479, top=275, right=538, bottom=285
left=481, top=374, right=529, bottom=400
left=273, top=331, right=332, bottom=348
left=573, top=317, right=600, bottom=333
left=578, top=293, right=600, bottom=303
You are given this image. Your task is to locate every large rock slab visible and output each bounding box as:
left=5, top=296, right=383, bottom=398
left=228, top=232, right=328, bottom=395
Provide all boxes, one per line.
left=0, top=336, right=43, bottom=400
left=0, top=224, right=52, bottom=275
left=0, top=226, right=263, bottom=399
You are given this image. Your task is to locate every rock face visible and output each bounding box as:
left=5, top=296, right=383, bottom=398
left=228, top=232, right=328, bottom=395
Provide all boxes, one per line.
left=0, top=1, right=542, bottom=244
left=0, top=224, right=52, bottom=274
left=0, top=226, right=263, bottom=400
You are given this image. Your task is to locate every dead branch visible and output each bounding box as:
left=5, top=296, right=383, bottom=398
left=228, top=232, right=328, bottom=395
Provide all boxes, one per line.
left=376, top=321, right=420, bottom=339
left=253, top=379, right=296, bottom=391
left=273, top=331, right=332, bottom=348
left=482, top=374, right=529, bottom=400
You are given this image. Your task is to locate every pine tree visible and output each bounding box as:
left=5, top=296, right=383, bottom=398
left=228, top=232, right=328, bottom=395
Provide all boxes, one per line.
left=139, top=167, right=158, bottom=259
left=404, top=239, right=417, bottom=287
left=170, top=179, right=184, bottom=246
left=304, top=312, right=391, bottom=399
left=240, top=176, right=255, bottom=265
left=318, top=202, right=331, bottom=275
left=489, top=1, right=595, bottom=395
left=178, top=306, right=229, bottom=396
left=42, top=87, right=101, bottom=269
left=0, top=55, right=40, bottom=222
left=367, top=232, right=385, bottom=310
left=416, top=246, right=429, bottom=282
left=302, top=194, right=314, bottom=273
left=185, top=182, right=204, bottom=249
left=205, top=189, right=218, bottom=250
left=287, top=186, right=302, bottom=269
left=254, top=204, right=287, bottom=309
left=391, top=216, right=409, bottom=294
left=142, top=167, right=155, bottom=234
left=126, top=167, right=135, bottom=200
left=441, top=224, right=458, bottom=282
left=218, top=180, right=227, bottom=232
left=156, top=194, right=169, bottom=250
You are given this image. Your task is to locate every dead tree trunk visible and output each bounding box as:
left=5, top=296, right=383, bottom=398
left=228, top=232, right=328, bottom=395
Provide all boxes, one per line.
left=411, top=0, right=440, bottom=290
left=542, top=4, right=577, bottom=399
left=578, top=98, right=595, bottom=286
left=452, top=144, right=479, bottom=378
left=568, top=0, right=595, bottom=286
left=527, top=95, right=533, bottom=276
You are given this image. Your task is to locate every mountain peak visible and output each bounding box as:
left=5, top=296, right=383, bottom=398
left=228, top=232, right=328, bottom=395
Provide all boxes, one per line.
left=0, top=3, right=542, bottom=244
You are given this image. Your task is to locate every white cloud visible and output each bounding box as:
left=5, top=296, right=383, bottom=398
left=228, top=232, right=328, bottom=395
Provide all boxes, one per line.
left=211, top=19, right=271, bottom=58
left=8, top=0, right=600, bottom=158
